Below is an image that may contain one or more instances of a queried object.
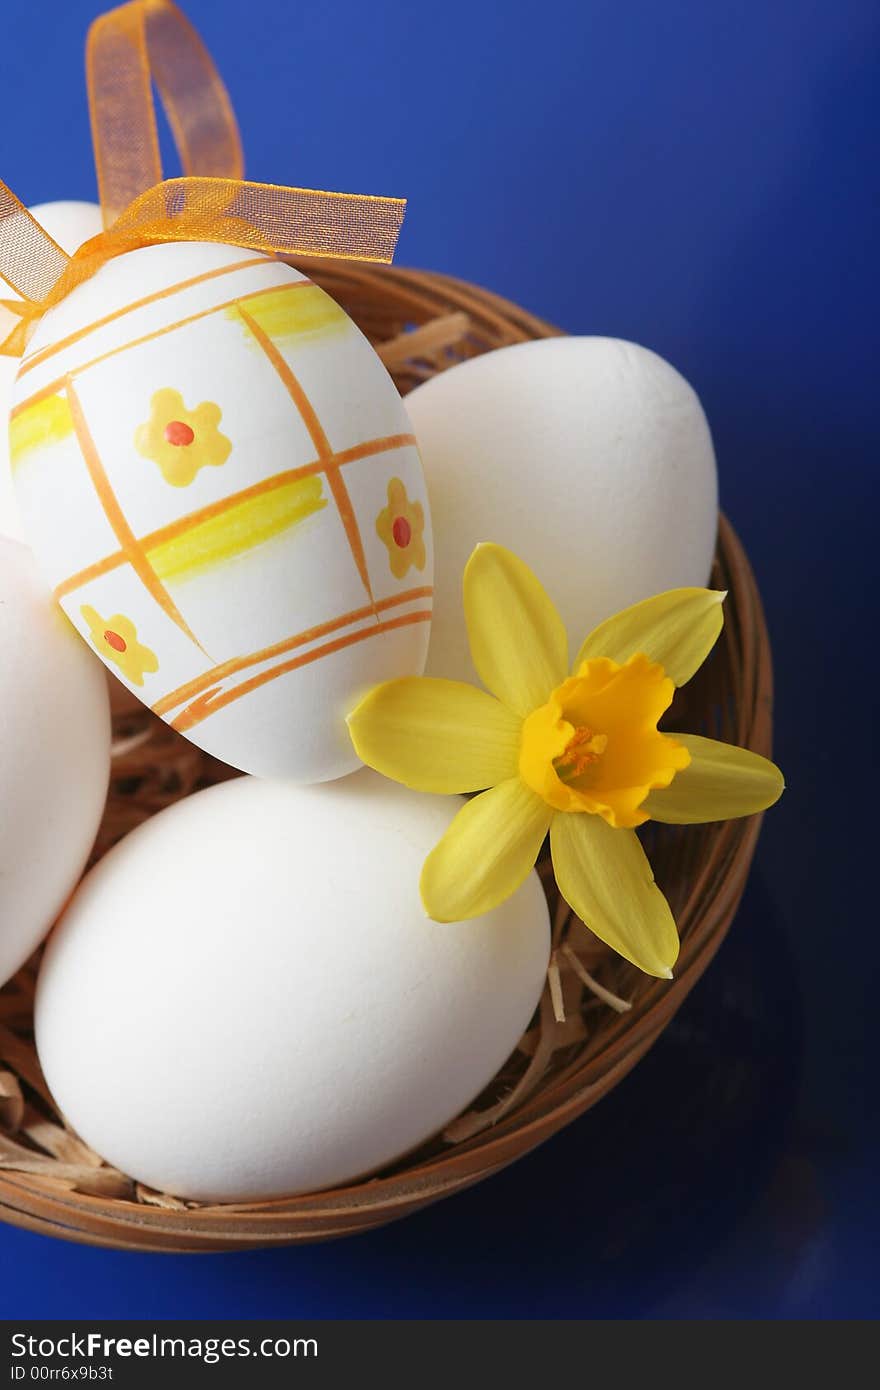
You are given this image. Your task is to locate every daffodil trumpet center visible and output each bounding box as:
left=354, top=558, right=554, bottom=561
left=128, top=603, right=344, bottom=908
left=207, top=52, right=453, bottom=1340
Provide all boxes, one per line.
left=518, top=652, right=691, bottom=829
left=554, top=726, right=608, bottom=781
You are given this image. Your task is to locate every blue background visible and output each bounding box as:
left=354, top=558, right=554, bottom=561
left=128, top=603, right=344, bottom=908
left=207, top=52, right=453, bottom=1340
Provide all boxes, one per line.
left=1, top=0, right=877, bottom=1318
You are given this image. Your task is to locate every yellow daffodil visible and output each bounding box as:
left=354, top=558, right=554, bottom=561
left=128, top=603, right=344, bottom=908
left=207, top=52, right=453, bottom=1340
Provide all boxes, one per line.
left=348, top=543, right=784, bottom=978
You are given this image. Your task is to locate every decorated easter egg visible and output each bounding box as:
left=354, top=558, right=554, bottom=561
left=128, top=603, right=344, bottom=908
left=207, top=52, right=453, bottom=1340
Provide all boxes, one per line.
left=11, top=241, right=432, bottom=781
left=405, top=337, right=717, bottom=685
left=1, top=201, right=104, bottom=542
left=0, top=537, right=110, bottom=987
left=36, top=770, right=550, bottom=1201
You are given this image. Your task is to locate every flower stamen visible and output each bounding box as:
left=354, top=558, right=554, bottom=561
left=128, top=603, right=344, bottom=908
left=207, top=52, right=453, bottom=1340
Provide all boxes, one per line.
left=554, top=725, right=608, bottom=781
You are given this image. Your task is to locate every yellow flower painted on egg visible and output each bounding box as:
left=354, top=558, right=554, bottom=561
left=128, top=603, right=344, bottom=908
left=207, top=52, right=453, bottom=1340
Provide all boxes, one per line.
left=376, top=478, right=426, bottom=579
left=80, top=605, right=159, bottom=687
left=134, top=387, right=231, bottom=488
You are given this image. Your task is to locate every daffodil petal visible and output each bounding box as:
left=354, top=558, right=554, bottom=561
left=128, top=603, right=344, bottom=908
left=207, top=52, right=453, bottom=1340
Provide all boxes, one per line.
left=642, top=734, right=784, bottom=823
left=464, top=543, right=569, bottom=716
left=347, top=678, right=521, bottom=793
left=550, top=813, right=679, bottom=977
left=421, top=779, right=552, bottom=922
left=574, top=588, right=726, bottom=686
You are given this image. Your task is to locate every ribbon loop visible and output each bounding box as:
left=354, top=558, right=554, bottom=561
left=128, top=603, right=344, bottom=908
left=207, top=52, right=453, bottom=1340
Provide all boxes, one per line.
left=0, top=185, right=70, bottom=303
left=0, top=185, right=72, bottom=357
left=0, top=1, right=406, bottom=358
left=88, top=0, right=244, bottom=224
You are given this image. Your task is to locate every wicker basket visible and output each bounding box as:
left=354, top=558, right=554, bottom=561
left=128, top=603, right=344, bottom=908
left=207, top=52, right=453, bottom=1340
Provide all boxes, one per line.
left=0, top=264, right=773, bottom=1251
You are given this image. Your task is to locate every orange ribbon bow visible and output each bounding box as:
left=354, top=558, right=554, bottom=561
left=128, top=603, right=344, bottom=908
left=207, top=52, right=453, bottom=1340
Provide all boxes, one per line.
left=0, top=0, right=406, bottom=357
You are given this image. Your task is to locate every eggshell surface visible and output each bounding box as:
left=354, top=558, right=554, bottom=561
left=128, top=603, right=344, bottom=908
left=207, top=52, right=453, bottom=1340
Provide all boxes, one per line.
left=0, top=356, right=21, bottom=539
left=406, top=337, right=718, bottom=684
left=0, top=537, right=110, bottom=986
left=0, top=202, right=104, bottom=542
left=35, top=770, right=551, bottom=1201
left=30, top=200, right=105, bottom=255
left=11, top=241, right=432, bottom=781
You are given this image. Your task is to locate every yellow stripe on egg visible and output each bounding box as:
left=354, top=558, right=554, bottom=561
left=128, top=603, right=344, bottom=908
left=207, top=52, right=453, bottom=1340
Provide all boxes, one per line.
left=9, top=393, right=74, bottom=467
left=146, top=474, right=327, bottom=582
left=228, top=284, right=349, bottom=345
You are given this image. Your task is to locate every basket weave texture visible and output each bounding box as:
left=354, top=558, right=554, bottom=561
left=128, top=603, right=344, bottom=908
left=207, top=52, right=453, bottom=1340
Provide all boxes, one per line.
left=0, top=263, right=773, bottom=1251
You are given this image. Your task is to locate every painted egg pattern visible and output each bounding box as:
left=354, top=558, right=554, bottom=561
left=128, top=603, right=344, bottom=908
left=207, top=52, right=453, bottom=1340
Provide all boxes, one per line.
left=9, top=242, right=433, bottom=781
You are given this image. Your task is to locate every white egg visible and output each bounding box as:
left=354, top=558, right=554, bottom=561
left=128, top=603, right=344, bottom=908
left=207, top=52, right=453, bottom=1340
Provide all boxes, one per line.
left=11, top=240, right=432, bottom=782
left=406, top=337, right=718, bottom=684
left=29, top=200, right=105, bottom=255
left=0, top=537, right=110, bottom=987
left=0, top=202, right=104, bottom=543
left=35, top=770, right=550, bottom=1201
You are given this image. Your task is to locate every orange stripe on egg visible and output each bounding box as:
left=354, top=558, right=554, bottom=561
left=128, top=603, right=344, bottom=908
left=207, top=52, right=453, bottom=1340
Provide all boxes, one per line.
left=235, top=303, right=332, bottom=455
left=19, top=256, right=276, bottom=376
left=151, top=586, right=434, bottom=717
left=333, top=432, right=417, bottom=467
left=11, top=280, right=313, bottom=417
left=65, top=377, right=208, bottom=654
left=168, top=609, right=432, bottom=734
left=235, top=302, right=376, bottom=607
left=52, top=431, right=419, bottom=601
left=324, top=467, right=374, bottom=599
